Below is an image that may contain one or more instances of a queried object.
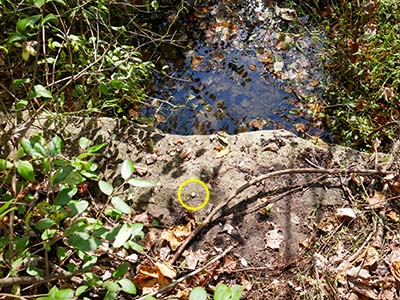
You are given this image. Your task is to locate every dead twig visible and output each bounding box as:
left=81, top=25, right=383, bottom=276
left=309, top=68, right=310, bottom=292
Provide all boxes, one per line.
left=170, top=167, right=396, bottom=264
left=0, top=273, right=77, bottom=288
left=135, top=244, right=236, bottom=300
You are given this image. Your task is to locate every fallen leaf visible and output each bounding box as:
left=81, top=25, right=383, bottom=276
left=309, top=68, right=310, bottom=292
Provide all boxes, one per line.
left=362, top=246, right=379, bottom=268
left=191, top=55, right=203, bottom=67
left=335, top=208, right=356, bottom=220
left=263, top=142, right=279, bottom=152
left=248, top=64, right=257, bottom=71
left=215, top=145, right=230, bottom=158
left=155, top=262, right=176, bottom=279
left=160, top=223, right=192, bottom=251
left=387, top=211, right=399, bottom=222
left=249, top=118, right=266, bottom=130
left=389, top=249, right=400, bottom=281
left=367, top=191, right=386, bottom=209
left=265, top=229, right=284, bottom=250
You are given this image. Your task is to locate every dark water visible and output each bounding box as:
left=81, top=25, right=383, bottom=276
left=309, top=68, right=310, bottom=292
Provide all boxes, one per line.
left=147, top=1, right=330, bottom=139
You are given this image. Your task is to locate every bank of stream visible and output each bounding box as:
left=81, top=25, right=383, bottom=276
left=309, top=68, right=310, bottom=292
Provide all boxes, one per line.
left=147, top=1, right=331, bottom=141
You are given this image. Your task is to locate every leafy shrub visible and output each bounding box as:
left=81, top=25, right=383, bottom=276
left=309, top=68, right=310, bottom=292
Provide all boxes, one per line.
left=323, top=1, right=400, bottom=150
left=189, top=284, right=243, bottom=300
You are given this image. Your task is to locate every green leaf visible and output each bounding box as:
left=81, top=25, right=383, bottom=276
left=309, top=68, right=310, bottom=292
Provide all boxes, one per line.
left=7, top=33, right=28, bottom=44
left=76, top=285, right=88, bottom=296
left=41, top=13, right=58, bottom=26
left=33, top=84, right=52, bottom=98
left=190, top=287, right=208, bottom=300
left=87, top=143, right=107, bottom=153
left=143, top=296, right=157, bottom=300
left=121, top=160, right=135, bottom=180
left=127, top=178, right=157, bottom=188
left=47, top=135, right=63, bottom=156
left=117, top=278, right=137, bottom=294
left=125, top=240, right=144, bottom=253
left=13, top=78, right=30, bottom=86
left=0, top=159, right=13, bottom=170
left=35, top=218, right=56, bottom=231
left=55, top=187, right=76, bottom=205
left=16, top=15, right=41, bottom=33
left=51, top=165, right=74, bottom=185
left=57, top=246, right=68, bottom=261
left=27, top=265, right=44, bottom=277
left=111, top=197, right=132, bottom=214
left=113, top=262, right=129, bottom=279
left=104, top=281, right=120, bottom=292
left=16, top=160, right=36, bottom=181
left=230, top=286, right=243, bottom=300
left=34, top=0, right=46, bottom=8
left=69, top=233, right=100, bottom=252
left=99, top=180, right=113, bottom=196
left=55, top=288, right=75, bottom=299
left=214, top=284, right=231, bottom=300
left=113, top=224, right=132, bottom=248
left=67, top=200, right=89, bottom=216
left=16, top=99, right=29, bottom=109
left=79, top=137, right=92, bottom=150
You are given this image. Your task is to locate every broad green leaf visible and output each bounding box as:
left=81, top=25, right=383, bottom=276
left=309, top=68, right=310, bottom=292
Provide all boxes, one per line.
left=130, top=223, right=144, bottom=238
left=230, top=285, right=243, bottom=300
left=47, top=135, right=63, bottom=156
left=69, top=233, right=100, bottom=252
left=104, top=281, right=120, bottom=292
left=16, top=160, right=35, bottom=181
left=64, top=170, right=85, bottom=185
left=113, top=262, right=129, bottom=279
left=104, top=291, right=117, bottom=300
left=0, top=159, right=12, bottom=170
left=190, top=287, right=208, bottom=300
left=16, top=15, right=41, bottom=33
left=57, top=246, right=68, bottom=260
left=13, top=78, right=30, bottom=86
left=33, top=84, right=52, bottom=98
left=79, top=137, right=92, bottom=150
left=111, top=197, right=132, bottom=214
left=51, top=165, right=74, bottom=185
left=117, top=278, right=137, bottom=294
left=55, top=187, right=76, bottom=205
left=76, top=285, right=88, bottom=296
left=82, top=254, right=97, bottom=269
left=6, top=33, right=28, bottom=44
left=214, top=284, right=231, bottom=300
left=113, top=224, right=131, bottom=248
left=121, top=160, right=134, bottom=180
left=127, top=178, right=157, bottom=188
left=35, top=218, right=56, bottom=231
left=41, top=13, right=58, bottom=26
left=55, top=288, right=74, bottom=299
left=42, top=228, right=57, bottom=240
left=16, top=99, right=28, bottom=109
left=143, top=296, right=157, bottom=300
left=99, top=180, right=113, bottom=196
left=67, top=200, right=89, bottom=216
left=125, top=240, right=144, bottom=253
left=14, top=236, right=29, bottom=252
left=34, top=0, right=46, bottom=8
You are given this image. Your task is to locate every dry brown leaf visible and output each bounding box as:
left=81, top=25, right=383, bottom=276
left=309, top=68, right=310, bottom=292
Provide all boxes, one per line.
left=249, top=118, right=266, bottom=130
left=367, top=191, right=386, bottom=209
left=160, top=223, right=192, bottom=251
left=263, top=142, right=279, bottom=152
left=387, top=211, right=399, bottom=222
left=155, top=262, right=176, bottom=279
left=294, top=123, right=306, bottom=132
left=389, top=256, right=400, bottom=281
left=215, top=145, right=230, bottom=158
left=363, top=246, right=379, bottom=268
left=220, top=255, right=237, bottom=273
left=248, top=64, right=257, bottom=71
left=191, top=55, right=203, bottom=67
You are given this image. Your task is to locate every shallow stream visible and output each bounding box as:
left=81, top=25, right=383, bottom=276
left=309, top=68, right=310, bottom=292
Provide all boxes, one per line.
left=148, top=1, right=331, bottom=140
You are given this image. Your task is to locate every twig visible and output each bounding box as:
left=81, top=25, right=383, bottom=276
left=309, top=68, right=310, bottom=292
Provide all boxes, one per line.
left=0, top=273, right=76, bottom=288
left=135, top=244, right=236, bottom=300
left=170, top=167, right=396, bottom=264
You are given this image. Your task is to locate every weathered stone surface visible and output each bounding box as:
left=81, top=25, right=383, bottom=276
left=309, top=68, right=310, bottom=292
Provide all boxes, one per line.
left=5, top=114, right=382, bottom=265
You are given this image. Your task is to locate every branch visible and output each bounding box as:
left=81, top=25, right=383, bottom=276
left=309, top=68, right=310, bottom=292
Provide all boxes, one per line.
left=170, top=167, right=395, bottom=264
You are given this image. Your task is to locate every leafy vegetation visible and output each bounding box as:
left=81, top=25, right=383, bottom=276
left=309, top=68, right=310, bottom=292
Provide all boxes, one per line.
left=322, top=0, right=400, bottom=150
left=189, top=284, right=243, bottom=300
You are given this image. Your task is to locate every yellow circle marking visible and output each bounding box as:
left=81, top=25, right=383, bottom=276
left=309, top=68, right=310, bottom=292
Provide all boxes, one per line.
left=177, top=178, right=209, bottom=211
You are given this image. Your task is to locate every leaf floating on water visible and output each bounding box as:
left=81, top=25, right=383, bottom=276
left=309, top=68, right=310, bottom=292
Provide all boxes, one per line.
left=191, top=55, right=203, bottom=67
left=249, top=118, right=266, bottom=130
